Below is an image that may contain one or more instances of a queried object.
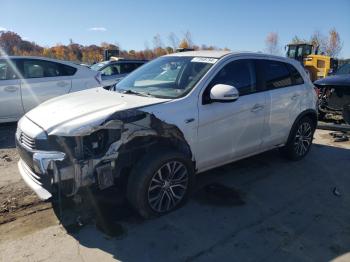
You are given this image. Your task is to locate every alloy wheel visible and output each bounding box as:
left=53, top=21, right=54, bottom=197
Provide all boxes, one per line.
left=147, top=161, right=188, bottom=213
left=294, top=122, right=313, bottom=156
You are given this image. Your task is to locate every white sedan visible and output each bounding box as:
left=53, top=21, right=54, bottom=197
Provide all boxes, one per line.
left=0, top=56, right=101, bottom=123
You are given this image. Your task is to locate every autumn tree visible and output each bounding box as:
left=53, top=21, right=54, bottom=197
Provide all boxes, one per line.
left=178, top=39, right=190, bottom=49
left=178, top=31, right=194, bottom=49
left=0, top=31, right=22, bottom=55
left=0, top=30, right=231, bottom=63
left=165, top=46, right=174, bottom=54
left=81, top=45, right=103, bottom=63
left=265, top=32, right=281, bottom=55
left=68, top=43, right=83, bottom=61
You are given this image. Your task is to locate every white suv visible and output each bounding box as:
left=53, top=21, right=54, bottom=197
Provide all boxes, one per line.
left=16, top=51, right=317, bottom=218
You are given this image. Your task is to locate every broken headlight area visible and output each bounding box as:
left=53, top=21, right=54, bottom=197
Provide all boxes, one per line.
left=51, top=129, right=122, bottom=196
left=81, top=129, right=121, bottom=158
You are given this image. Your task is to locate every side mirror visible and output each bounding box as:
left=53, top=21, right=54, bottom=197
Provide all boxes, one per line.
left=210, top=84, right=239, bottom=102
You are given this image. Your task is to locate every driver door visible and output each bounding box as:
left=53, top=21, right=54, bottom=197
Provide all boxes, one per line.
left=196, top=59, right=267, bottom=171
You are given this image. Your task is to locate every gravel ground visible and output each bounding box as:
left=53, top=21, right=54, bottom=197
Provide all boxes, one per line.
left=0, top=122, right=349, bottom=262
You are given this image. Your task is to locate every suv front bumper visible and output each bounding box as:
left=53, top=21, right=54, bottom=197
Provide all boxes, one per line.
left=17, top=143, right=66, bottom=200
left=18, top=159, right=52, bottom=200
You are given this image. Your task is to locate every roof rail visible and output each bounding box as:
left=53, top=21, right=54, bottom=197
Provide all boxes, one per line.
left=176, top=48, right=195, bottom=53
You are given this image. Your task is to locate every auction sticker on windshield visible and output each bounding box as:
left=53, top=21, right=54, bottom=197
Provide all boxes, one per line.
left=191, top=57, right=218, bottom=64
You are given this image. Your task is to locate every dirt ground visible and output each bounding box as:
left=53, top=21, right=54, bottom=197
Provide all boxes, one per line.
left=0, top=122, right=349, bottom=262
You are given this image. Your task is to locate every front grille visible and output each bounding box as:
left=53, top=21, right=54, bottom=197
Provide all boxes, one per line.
left=19, top=131, right=36, bottom=150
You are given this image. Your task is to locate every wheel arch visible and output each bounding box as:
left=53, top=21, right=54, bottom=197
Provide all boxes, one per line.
left=114, top=128, right=194, bottom=184
left=286, top=109, right=318, bottom=143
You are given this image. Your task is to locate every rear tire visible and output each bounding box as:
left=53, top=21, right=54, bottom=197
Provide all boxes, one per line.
left=127, top=148, right=194, bottom=219
left=281, top=116, right=315, bottom=161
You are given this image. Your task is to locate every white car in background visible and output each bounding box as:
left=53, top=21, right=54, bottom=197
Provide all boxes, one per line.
left=0, top=56, right=101, bottom=123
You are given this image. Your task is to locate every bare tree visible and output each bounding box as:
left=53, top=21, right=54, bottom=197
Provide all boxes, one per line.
left=183, top=30, right=193, bottom=48
left=326, top=28, right=342, bottom=57
left=168, top=32, right=179, bottom=50
left=152, top=33, right=163, bottom=49
left=310, top=30, right=327, bottom=54
left=290, top=35, right=308, bottom=44
left=265, top=32, right=281, bottom=55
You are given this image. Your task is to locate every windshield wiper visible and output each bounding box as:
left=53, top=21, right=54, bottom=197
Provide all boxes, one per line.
left=121, top=89, right=153, bottom=97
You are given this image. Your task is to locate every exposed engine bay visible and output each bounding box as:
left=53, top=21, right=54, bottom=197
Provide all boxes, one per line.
left=315, top=85, right=350, bottom=124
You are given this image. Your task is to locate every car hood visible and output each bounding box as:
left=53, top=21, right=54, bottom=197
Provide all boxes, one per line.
left=25, top=87, right=169, bottom=136
left=314, top=74, right=350, bottom=87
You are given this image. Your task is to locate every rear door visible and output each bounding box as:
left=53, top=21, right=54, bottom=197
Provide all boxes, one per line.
left=258, top=59, right=304, bottom=147
left=0, top=59, right=22, bottom=121
left=18, top=59, right=73, bottom=112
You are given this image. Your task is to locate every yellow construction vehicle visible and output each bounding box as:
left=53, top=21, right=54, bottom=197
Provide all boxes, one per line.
left=286, top=43, right=338, bottom=81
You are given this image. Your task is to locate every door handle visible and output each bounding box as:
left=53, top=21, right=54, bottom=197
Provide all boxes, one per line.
left=251, top=104, right=264, bottom=112
left=4, top=86, right=18, bottom=92
left=185, top=118, right=195, bottom=123
left=57, top=81, right=69, bottom=87
left=291, top=94, right=300, bottom=100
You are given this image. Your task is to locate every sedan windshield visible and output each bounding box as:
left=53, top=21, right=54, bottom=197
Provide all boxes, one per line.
left=115, top=56, right=216, bottom=98
left=90, top=61, right=109, bottom=71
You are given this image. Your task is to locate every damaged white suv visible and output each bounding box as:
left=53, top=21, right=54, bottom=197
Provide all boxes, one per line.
left=16, top=51, right=317, bottom=218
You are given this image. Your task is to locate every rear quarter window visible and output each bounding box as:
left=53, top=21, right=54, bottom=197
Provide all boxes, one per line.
left=287, top=64, right=304, bottom=85
left=60, top=64, right=77, bottom=76
left=260, top=60, right=294, bottom=89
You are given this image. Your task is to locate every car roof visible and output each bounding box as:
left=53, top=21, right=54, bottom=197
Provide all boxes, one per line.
left=2, top=55, right=68, bottom=61
left=0, top=56, right=85, bottom=68
left=167, top=50, right=303, bottom=72
left=168, top=50, right=231, bottom=58
left=167, top=50, right=292, bottom=60
left=105, top=59, right=148, bottom=63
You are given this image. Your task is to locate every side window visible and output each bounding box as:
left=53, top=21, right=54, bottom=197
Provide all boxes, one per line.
left=287, top=64, right=304, bottom=85
left=22, top=60, right=45, bottom=78
left=22, top=60, right=77, bottom=78
left=60, top=64, right=77, bottom=76
left=209, top=59, right=256, bottom=96
left=261, top=60, right=293, bottom=89
left=133, top=63, right=143, bottom=70
left=120, top=63, right=136, bottom=74
left=0, top=60, right=18, bottom=80
left=336, top=64, right=350, bottom=75
left=101, top=65, right=120, bottom=76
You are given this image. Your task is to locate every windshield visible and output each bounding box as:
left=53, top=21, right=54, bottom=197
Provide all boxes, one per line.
left=90, top=61, right=109, bottom=71
left=287, top=45, right=297, bottom=59
left=115, top=56, right=216, bottom=98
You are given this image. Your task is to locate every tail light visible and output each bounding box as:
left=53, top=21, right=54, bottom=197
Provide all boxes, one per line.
left=95, top=72, right=102, bottom=85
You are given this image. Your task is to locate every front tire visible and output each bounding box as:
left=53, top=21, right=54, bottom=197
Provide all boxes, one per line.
left=127, top=148, right=194, bottom=219
left=281, top=117, right=315, bottom=161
